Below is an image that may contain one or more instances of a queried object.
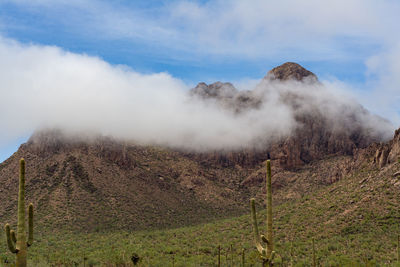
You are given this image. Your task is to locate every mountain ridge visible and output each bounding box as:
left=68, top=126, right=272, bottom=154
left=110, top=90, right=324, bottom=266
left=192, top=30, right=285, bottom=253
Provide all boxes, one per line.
left=0, top=62, right=398, bottom=233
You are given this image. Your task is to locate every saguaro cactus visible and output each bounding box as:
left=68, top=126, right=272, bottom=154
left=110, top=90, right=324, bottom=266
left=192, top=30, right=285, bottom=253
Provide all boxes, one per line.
left=241, top=248, right=245, bottom=267
left=4, top=158, right=34, bottom=267
left=250, top=159, right=275, bottom=267
left=397, top=234, right=400, bottom=264
left=217, top=245, right=221, bottom=267
left=312, top=238, right=316, bottom=267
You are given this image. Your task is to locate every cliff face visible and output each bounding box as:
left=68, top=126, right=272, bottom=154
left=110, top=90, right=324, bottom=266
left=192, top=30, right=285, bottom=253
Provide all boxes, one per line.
left=375, top=128, right=400, bottom=168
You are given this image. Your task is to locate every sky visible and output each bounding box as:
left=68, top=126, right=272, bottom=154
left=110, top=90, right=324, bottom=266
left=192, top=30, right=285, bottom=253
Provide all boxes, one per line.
left=0, top=0, right=400, bottom=162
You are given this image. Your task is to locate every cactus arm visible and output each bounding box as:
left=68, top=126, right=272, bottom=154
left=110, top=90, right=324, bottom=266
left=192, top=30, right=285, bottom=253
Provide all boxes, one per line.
left=250, top=198, right=260, bottom=243
left=27, top=203, right=33, bottom=247
left=11, top=230, right=17, bottom=244
left=261, top=235, right=269, bottom=244
left=250, top=198, right=267, bottom=257
left=270, top=251, right=276, bottom=262
left=5, top=224, right=18, bottom=253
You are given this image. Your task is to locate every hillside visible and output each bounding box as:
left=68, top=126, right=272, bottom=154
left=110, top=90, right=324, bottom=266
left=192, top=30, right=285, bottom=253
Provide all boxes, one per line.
left=0, top=131, right=251, bottom=231
left=0, top=128, right=399, bottom=266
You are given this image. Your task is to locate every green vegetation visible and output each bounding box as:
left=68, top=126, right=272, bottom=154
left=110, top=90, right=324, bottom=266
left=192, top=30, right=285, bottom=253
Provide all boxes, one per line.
left=1, top=204, right=399, bottom=266
left=1, top=171, right=400, bottom=267
left=1, top=158, right=400, bottom=266
left=250, top=160, right=275, bottom=266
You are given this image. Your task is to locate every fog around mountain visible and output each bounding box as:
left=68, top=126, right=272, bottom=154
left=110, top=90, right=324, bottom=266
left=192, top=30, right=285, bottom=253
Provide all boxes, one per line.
left=0, top=37, right=395, bottom=151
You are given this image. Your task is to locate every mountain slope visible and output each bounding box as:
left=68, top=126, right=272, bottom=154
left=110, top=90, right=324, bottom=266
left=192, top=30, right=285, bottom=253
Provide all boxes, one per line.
left=1, top=130, right=399, bottom=266
left=0, top=131, right=253, bottom=231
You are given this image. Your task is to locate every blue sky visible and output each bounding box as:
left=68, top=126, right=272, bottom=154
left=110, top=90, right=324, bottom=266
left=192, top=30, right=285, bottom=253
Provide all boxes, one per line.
left=0, top=0, right=381, bottom=83
left=1, top=0, right=400, bottom=162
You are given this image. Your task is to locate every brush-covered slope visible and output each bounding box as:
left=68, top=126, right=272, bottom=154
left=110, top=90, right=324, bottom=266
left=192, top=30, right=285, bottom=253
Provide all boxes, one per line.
left=1, top=127, right=398, bottom=234
left=0, top=129, right=399, bottom=266
left=0, top=130, right=255, bottom=231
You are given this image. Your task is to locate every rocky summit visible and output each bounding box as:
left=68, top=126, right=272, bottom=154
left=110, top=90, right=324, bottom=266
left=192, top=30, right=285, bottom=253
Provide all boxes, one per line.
left=190, top=62, right=393, bottom=170
left=264, top=62, right=318, bottom=82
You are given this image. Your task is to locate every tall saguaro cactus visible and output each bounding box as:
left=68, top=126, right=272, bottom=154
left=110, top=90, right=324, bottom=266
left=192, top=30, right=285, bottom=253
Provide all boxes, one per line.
left=4, top=158, right=34, bottom=267
left=312, top=238, right=316, bottom=267
left=250, top=159, right=275, bottom=267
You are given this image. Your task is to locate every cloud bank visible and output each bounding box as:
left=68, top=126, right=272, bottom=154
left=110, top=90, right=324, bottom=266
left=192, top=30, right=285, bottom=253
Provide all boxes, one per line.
left=0, top=37, right=295, bottom=150
left=2, top=0, right=399, bottom=125
left=0, top=37, right=395, bottom=151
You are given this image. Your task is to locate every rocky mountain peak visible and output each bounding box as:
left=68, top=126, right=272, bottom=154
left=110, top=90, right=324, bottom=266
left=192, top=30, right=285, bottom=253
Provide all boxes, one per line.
left=265, top=62, right=318, bottom=82
left=191, top=81, right=238, bottom=99
left=188, top=62, right=393, bottom=170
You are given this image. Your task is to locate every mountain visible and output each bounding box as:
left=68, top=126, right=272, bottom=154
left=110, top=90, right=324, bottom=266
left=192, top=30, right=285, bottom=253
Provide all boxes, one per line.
left=190, top=62, right=393, bottom=170
left=0, top=62, right=397, bottom=233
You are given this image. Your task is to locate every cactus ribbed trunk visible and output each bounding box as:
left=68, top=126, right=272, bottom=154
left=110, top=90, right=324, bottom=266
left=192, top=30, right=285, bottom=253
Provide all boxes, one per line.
left=230, top=244, right=233, bottom=267
left=265, top=160, right=273, bottom=260
left=241, top=248, right=245, bottom=267
left=397, top=234, right=400, bottom=264
left=217, top=245, right=221, bottom=267
left=16, top=159, right=27, bottom=267
left=290, top=241, right=294, bottom=267
left=312, top=238, right=316, bottom=267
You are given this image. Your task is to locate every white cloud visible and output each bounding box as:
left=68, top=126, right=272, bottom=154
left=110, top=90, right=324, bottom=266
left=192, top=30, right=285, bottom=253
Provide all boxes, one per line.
left=0, top=37, right=395, bottom=152
left=4, top=0, right=399, bottom=60
left=362, top=43, right=400, bottom=125
left=0, top=1, right=399, bottom=150
left=0, top=37, right=297, bottom=150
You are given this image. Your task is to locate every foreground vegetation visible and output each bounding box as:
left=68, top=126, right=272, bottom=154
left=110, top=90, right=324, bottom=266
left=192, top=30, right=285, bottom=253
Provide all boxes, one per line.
left=1, top=196, right=399, bottom=266
left=1, top=159, right=400, bottom=266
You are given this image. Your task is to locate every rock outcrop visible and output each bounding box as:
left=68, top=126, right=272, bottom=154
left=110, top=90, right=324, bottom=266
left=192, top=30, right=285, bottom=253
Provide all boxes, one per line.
left=264, top=62, right=318, bottom=82
left=190, top=81, right=262, bottom=112
left=375, top=128, right=400, bottom=168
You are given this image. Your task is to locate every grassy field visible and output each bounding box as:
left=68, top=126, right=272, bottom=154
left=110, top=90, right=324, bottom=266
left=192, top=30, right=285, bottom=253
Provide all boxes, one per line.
left=1, top=162, right=400, bottom=266
left=1, top=194, right=399, bottom=266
